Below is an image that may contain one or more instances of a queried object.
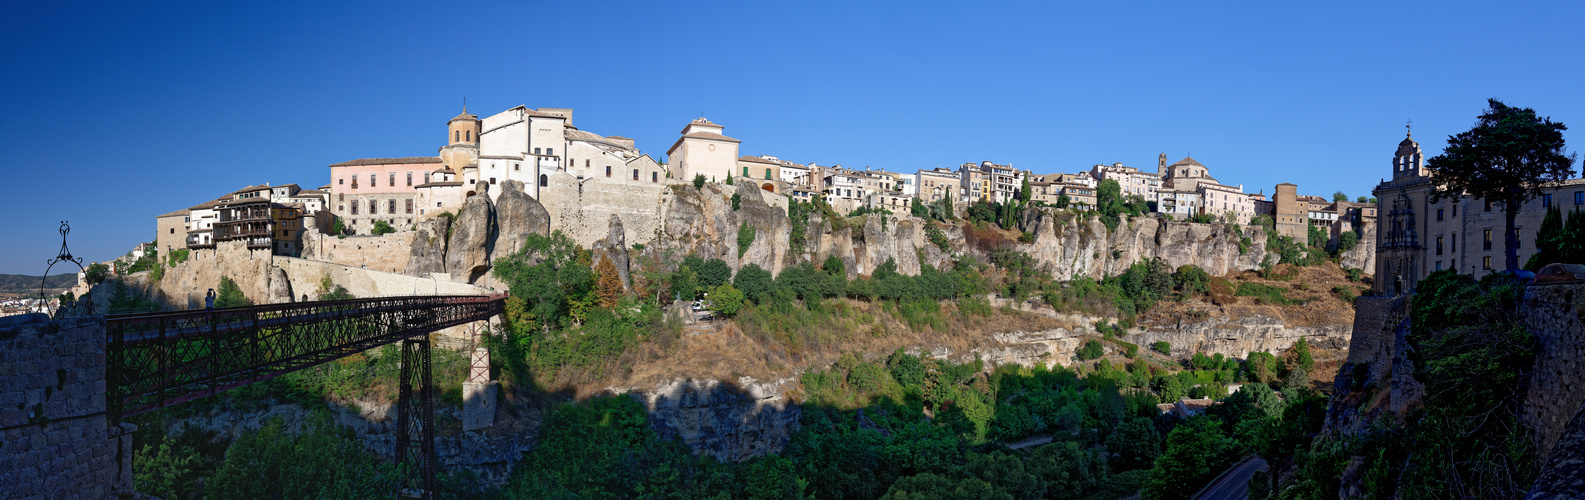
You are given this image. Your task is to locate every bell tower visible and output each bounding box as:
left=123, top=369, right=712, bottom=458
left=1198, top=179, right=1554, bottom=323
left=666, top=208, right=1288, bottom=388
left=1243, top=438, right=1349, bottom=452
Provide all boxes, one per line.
left=1392, top=123, right=1426, bottom=180
left=440, top=107, right=480, bottom=177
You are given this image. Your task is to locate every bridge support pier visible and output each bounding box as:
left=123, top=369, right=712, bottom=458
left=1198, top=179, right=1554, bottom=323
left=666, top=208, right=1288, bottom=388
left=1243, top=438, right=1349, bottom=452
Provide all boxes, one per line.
left=397, top=337, right=437, bottom=499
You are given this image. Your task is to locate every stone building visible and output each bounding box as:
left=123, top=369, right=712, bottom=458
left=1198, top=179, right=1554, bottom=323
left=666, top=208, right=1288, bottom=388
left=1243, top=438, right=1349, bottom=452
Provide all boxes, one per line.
left=1273, top=183, right=1308, bottom=240
left=1372, top=130, right=1585, bottom=294
left=155, top=209, right=189, bottom=255
left=916, top=167, right=960, bottom=207
left=327, top=157, right=441, bottom=234
left=960, top=161, right=1023, bottom=204
left=1092, top=162, right=1162, bottom=202
left=667, top=117, right=740, bottom=183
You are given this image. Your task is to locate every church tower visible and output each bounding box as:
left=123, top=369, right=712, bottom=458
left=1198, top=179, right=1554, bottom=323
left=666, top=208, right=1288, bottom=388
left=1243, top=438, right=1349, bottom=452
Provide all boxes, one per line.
left=1392, top=125, right=1427, bottom=180
left=1158, top=153, right=1167, bottom=174
left=440, top=107, right=480, bottom=186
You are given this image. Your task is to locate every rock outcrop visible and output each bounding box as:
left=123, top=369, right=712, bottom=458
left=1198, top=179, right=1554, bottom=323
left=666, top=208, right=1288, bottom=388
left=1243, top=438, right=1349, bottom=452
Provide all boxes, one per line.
left=1134, top=314, right=1352, bottom=360
left=407, top=215, right=451, bottom=276
left=268, top=266, right=293, bottom=303
left=590, top=215, right=631, bottom=290
left=637, top=377, right=801, bottom=463
left=1339, top=222, right=1377, bottom=274
left=493, top=179, right=551, bottom=258
left=447, top=194, right=496, bottom=283
left=1020, top=211, right=1271, bottom=281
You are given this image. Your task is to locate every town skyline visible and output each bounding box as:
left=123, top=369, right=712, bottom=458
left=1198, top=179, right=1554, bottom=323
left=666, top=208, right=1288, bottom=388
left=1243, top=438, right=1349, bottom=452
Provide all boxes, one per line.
left=4, top=1, right=1585, bottom=273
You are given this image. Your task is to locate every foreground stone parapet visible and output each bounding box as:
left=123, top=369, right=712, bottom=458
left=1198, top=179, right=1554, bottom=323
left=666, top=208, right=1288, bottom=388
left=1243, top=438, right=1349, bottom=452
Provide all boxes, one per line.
left=0, top=314, right=132, bottom=499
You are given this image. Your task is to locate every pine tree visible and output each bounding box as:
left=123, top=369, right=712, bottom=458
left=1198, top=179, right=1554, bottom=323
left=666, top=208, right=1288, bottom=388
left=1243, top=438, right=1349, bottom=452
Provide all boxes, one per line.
left=595, top=255, right=623, bottom=308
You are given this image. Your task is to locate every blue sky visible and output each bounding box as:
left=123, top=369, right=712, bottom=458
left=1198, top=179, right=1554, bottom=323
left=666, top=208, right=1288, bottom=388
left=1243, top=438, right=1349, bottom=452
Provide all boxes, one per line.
left=2, top=1, right=1583, bottom=274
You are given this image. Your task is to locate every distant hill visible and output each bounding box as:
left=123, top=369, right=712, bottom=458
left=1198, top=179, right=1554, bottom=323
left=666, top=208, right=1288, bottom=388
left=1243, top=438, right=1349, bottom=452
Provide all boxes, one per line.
left=0, top=273, right=78, bottom=293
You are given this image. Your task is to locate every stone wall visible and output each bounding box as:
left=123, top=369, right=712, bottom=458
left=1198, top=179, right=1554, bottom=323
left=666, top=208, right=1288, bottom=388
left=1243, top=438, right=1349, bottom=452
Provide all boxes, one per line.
left=0, top=315, right=133, bottom=499
left=1521, top=284, right=1585, bottom=462
left=300, top=227, right=414, bottom=274
left=274, top=256, right=491, bottom=299
left=539, top=170, right=672, bottom=248
left=153, top=240, right=274, bottom=309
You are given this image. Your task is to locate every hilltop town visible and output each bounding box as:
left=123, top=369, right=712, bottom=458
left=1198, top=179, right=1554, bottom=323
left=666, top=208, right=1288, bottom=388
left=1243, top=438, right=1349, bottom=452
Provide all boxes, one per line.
left=140, top=106, right=1382, bottom=280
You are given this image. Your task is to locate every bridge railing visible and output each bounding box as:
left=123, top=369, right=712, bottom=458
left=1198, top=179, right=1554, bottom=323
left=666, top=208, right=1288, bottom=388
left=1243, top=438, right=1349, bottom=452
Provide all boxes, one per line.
left=106, top=294, right=505, bottom=419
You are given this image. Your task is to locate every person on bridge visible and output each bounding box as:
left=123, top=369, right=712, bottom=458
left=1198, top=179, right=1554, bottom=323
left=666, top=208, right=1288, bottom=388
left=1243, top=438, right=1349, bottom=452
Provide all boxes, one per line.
left=205, top=289, right=216, bottom=310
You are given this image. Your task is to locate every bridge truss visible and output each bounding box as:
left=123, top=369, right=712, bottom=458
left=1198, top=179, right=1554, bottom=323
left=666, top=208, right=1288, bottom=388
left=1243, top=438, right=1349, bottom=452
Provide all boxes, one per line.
left=106, top=294, right=505, bottom=498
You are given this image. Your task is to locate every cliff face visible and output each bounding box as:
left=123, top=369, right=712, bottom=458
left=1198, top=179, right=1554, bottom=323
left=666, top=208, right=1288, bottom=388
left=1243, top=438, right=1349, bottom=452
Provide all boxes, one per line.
left=1133, top=315, right=1352, bottom=359
left=1338, top=222, right=1377, bottom=275
left=633, top=377, right=801, bottom=463
left=1020, top=211, right=1271, bottom=281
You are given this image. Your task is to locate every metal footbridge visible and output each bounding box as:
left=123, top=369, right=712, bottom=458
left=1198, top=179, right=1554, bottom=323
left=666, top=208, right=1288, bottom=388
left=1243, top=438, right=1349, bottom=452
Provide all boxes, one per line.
left=105, top=294, right=506, bottom=498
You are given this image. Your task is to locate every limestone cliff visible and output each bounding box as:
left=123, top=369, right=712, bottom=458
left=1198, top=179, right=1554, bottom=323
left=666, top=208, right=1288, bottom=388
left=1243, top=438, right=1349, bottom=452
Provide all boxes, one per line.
left=446, top=194, right=496, bottom=283
left=1338, top=222, right=1377, bottom=275
left=493, top=179, right=551, bottom=258
left=406, top=215, right=450, bottom=277
left=632, top=377, right=801, bottom=463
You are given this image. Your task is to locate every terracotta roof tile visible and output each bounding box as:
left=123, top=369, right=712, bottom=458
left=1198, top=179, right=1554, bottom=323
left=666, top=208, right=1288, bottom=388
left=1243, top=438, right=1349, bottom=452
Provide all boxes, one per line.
left=156, top=208, right=190, bottom=218
left=329, top=157, right=442, bottom=167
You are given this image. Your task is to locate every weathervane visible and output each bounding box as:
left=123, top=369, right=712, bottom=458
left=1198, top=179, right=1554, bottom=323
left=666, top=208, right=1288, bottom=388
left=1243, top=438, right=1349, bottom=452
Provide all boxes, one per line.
left=41, top=221, right=86, bottom=315
left=1406, top=119, right=1412, bottom=138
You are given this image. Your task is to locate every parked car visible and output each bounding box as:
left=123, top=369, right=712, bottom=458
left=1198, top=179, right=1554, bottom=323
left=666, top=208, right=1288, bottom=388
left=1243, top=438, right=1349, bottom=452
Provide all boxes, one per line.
left=1535, top=263, right=1585, bottom=284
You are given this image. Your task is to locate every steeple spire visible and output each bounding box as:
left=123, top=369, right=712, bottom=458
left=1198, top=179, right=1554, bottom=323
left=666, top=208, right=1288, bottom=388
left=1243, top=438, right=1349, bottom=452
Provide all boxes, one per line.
left=1406, top=119, right=1412, bottom=139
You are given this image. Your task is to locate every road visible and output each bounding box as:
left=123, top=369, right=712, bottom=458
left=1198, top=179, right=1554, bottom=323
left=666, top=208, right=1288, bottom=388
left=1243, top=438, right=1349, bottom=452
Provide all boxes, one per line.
left=1195, top=456, right=1269, bottom=500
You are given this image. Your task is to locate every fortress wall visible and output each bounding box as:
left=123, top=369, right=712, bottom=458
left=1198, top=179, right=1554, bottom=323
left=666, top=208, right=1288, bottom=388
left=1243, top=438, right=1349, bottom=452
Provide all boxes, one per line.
left=1522, top=284, right=1585, bottom=462
left=0, top=315, right=133, bottom=499
left=538, top=173, right=674, bottom=247
left=299, top=229, right=413, bottom=274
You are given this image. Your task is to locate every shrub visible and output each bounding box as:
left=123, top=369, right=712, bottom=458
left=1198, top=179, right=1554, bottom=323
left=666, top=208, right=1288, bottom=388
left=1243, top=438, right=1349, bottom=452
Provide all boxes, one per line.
left=1346, top=267, right=1363, bottom=282
left=737, top=223, right=756, bottom=258
left=1173, top=265, right=1210, bottom=296
left=926, top=224, right=951, bottom=251
left=371, top=220, right=396, bottom=235
left=709, top=283, right=745, bottom=318
left=1152, top=341, right=1171, bottom=355
left=732, top=264, right=774, bottom=303
left=1206, top=277, right=1235, bottom=305
left=1077, top=340, right=1104, bottom=360
left=215, top=276, right=250, bottom=308
left=1333, top=285, right=1357, bottom=305
left=959, top=296, right=993, bottom=317
left=731, top=193, right=741, bottom=211
left=692, top=174, right=706, bottom=189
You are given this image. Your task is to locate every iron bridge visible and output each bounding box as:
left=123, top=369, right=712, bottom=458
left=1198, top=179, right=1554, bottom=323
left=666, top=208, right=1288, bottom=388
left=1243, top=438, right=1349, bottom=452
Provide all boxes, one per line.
left=105, top=293, right=506, bottom=498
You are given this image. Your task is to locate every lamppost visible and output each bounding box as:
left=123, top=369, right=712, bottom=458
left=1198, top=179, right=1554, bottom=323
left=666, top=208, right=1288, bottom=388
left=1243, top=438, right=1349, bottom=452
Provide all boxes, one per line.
left=41, top=221, right=85, bottom=317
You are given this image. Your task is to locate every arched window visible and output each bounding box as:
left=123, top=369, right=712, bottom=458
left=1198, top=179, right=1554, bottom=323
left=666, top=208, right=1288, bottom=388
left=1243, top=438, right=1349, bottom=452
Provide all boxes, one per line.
left=539, top=174, right=548, bottom=187
left=466, top=130, right=471, bottom=142
left=454, top=130, right=459, bottom=142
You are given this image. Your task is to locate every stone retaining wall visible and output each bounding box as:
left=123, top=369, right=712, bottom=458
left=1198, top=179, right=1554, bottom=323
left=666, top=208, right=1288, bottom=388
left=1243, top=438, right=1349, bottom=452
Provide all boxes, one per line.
left=0, top=315, right=132, bottom=499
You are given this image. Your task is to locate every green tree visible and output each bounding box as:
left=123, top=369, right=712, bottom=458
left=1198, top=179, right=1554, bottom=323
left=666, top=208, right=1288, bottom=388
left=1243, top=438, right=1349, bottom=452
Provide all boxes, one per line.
left=1333, top=191, right=1349, bottom=202
left=1143, top=416, right=1230, bottom=500
left=911, top=197, right=928, bottom=218
left=731, top=192, right=742, bottom=211
left=1056, top=193, right=1070, bottom=209
left=492, top=231, right=595, bottom=331
left=725, top=173, right=734, bottom=185
left=732, top=263, right=774, bottom=303
left=1426, top=99, right=1577, bottom=271
left=215, top=276, right=249, bottom=308
left=685, top=256, right=733, bottom=291
left=1019, top=175, right=1032, bottom=204
left=1172, top=264, right=1210, bottom=296
left=709, top=283, right=745, bottom=318
left=370, top=219, right=396, bottom=235
left=331, top=217, right=346, bottom=235
left=1564, top=208, right=1585, bottom=264
left=1107, top=417, right=1163, bottom=471
left=207, top=413, right=402, bottom=499
left=1077, top=340, right=1104, bottom=360
left=670, top=264, right=697, bottom=301
left=1529, top=204, right=1565, bottom=270
left=85, top=262, right=110, bottom=285
left=134, top=439, right=201, bottom=500
left=1294, top=337, right=1314, bottom=372
left=1356, top=196, right=1369, bottom=203
left=693, top=173, right=707, bottom=189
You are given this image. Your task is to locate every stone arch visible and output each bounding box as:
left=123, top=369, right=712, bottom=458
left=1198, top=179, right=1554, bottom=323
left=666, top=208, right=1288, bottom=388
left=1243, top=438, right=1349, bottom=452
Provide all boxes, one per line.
left=761, top=183, right=775, bottom=193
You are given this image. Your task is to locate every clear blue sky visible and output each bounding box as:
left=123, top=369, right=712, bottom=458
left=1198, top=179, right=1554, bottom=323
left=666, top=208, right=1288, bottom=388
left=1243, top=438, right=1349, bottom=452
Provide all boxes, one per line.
left=3, top=1, right=1583, bottom=274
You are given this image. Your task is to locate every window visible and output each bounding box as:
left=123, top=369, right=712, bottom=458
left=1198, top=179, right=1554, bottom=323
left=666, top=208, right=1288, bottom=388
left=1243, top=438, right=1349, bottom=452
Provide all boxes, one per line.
left=352, top=201, right=359, bottom=215
left=1543, top=194, right=1552, bottom=207
left=1576, top=191, right=1583, bottom=205
left=514, top=164, right=520, bottom=171
left=606, top=166, right=612, bottom=177
left=540, top=174, right=548, bottom=187
left=534, top=148, right=541, bottom=155
left=586, top=159, right=590, bottom=168
left=633, top=169, right=639, bottom=180
left=1452, top=258, right=1456, bottom=270
left=1436, top=208, right=1444, bottom=221
left=170, top=228, right=175, bottom=234
left=466, top=130, right=471, bottom=142
left=454, top=131, right=459, bottom=142
left=1451, top=234, right=1456, bottom=252
left=1484, top=229, right=1493, bottom=250
left=424, top=172, right=431, bottom=183
left=351, top=177, right=358, bottom=189
left=1451, top=203, right=1457, bottom=216
left=490, top=177, right=496, bottom=184
left=766, top=168, right=772, bottom=179
left=743, top=167, right=750, bottom=177
left=652, top=171, right=658, bottom=182
left=1485, top=199, right=1493, bottom=212
left=339, top=178, right=344, bottom=185
left=389, top=173, right=396, bottom=187
left=369, top=174, right=375, bottom=186
left=388, top=199, right=396, bottom=214
left=1513, top=227, right=1522, bottom=249
left=407, top=172, right=413, bottom=186
left=1483, top=256, right=1492, bottom=270
left=1436, top=236, right=1443, bottom=255
left=406, top=199, right=413, bottom=214
left=436, top=202, right=442, bottom=207
left=339, top=193, right=344, bottom=201
left=1436, top=261, right=1443, bottom=271
left=546, top=148, right=553, bottom=156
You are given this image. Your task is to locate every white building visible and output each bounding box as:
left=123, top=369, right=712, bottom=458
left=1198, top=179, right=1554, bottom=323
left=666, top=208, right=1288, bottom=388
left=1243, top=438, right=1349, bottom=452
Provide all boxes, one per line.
left=1090, top=162, right=1162, bottom=202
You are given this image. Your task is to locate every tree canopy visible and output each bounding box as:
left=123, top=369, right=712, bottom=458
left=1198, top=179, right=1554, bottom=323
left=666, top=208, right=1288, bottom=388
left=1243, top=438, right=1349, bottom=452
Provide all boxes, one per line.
left=1426, top=99, right=1576, bottom=271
